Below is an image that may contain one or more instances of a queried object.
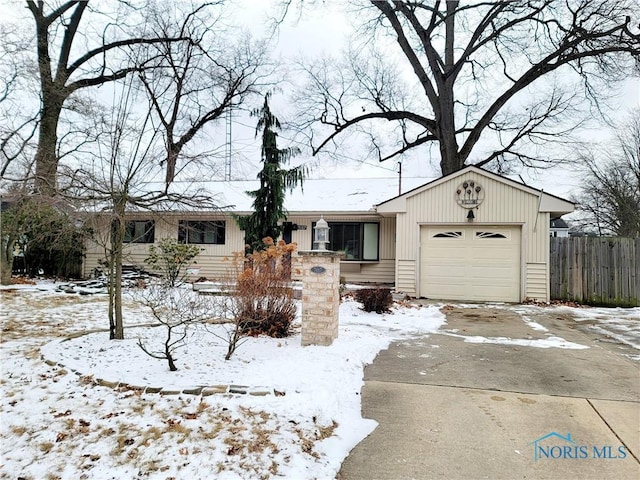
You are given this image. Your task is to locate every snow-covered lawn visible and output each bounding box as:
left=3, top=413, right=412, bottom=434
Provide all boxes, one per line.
left=0, top=282, right=444, bottom=480
left=1, top=282, right=637, bottom=479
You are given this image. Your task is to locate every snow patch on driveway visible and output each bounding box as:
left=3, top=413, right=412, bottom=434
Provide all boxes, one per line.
left=521, top=315, right=549, bottom=332
left=441, top=332, right=589, bottom=349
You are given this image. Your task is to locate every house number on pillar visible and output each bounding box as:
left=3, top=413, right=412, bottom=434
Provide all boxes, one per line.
left=310, top=266, right=326, bottom=274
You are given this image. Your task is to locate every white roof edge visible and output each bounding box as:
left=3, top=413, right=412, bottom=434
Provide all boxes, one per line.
left=376, top=165, right=575, bottom=214
left=539, top=193, right=575, bottom=215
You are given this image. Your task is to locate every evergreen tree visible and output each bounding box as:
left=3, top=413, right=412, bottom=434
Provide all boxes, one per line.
left=237, top=94, right=305, bottom=251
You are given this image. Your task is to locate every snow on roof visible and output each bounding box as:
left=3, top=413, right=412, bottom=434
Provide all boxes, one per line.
left=550, top=217, right=569, bottom=229
left=153, top=177, right=433, bottom=213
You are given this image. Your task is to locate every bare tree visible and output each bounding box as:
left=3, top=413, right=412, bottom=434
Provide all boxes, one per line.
left=136, top=284, right=215, bottom=372
left=22, top=0, right=201, bottom=194
left=293, top=1, right=640, bottom=176
left=0, top=19, right=39, bottom=180
left=2, top=2, right=270, bottom=333
left=574, top=111, right=640, bottom=237
left=64, top=76, right=216, bottom=340
left=137, top=3, right=271, bottom=185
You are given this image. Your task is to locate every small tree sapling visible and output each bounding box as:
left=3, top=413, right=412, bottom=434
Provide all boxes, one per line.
left=136, top=285, right=214, bottom=371
left=144, top=238, right=201, bottom=287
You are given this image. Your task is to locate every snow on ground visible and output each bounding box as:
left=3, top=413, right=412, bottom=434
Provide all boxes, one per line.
left=552, top=306, right=640, bottom=351
left=456, top=302, right=639, bottom=358
left=520, top=316, right=549, bottom=333
left=0, top=282, right=444, bottom=480
left=441, top=332, right=589, bottom=349
left=1, top=282, right=638, bottom=479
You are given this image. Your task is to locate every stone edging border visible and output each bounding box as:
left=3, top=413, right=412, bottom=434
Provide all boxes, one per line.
left=41, top=356, right=283, bottom=397
left=40, top=328, right=285, bottom=398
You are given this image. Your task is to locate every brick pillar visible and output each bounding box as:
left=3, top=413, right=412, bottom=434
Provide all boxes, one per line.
left=299, top=250, right=343, bottom=346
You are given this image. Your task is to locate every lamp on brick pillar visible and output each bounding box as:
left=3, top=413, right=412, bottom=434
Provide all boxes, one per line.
left=314, top=216, right=330, bottom=250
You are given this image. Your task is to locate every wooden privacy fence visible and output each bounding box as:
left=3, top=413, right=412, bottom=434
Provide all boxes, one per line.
left=550, top=237, right=639, bottom=307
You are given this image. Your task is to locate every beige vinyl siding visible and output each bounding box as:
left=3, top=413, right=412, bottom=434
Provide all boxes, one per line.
left=83, top=213, right=245, bottom=281
left=397, top=259, right=417, bottom=294
left=83, top=212, right=396, bottom=284
left=393, top=171, right=550, bottom=301
left=295, top=258, right=394, bottom=284
left=526, top=263, right=548, bottom=301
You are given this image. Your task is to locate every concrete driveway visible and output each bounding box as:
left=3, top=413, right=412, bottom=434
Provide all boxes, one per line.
left=338, top=305, right=640, bottom=480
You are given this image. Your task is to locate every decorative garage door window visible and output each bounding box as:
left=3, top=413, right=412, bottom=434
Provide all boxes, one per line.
left=475, top=231, right=508, bottom=239
left=433, top=231, right=463, bottom=238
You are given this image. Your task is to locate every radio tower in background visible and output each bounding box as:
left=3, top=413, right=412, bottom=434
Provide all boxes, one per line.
left=224, top=107, right=232, bottom=181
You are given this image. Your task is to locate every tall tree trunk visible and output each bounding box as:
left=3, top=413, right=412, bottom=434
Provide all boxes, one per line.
left=114, top=242, right=124, bottom=339
left=439, top=0, right=463, bottom=176
left=34, top=100, right=63, bottom=194
left=438, top=84, right=462, bottom=176
left=165, top=141, right=179, bottom=186
left=108, top=202, right=126, bottom=340
left=0, top=236, right=16, bottom=285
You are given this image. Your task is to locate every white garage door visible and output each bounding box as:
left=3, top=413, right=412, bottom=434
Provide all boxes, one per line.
left=420, top=225, right=521, bottom=302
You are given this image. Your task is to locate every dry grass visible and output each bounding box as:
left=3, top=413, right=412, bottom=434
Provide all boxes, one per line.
left=164, top=418, right=191, bottom=436
left=39, top=441, right=54, bottom=453
left=112, top=434, right=136, bottom=456
left=139, top=426, right=163, bottom=446
left=1, top=288, right=348, bottom=479
left=198, top=420, right=225, bottom=441
left=316, top=420, right=338, bottom=440
left=197, top=399, right=209, bottom=413
left=130, top=399, right=152, bottom=415
left=10, top=425, right=27, bottom=436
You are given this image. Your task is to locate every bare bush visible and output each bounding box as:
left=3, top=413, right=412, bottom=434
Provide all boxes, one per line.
left=217, top=238, right=298, bottom=360
left=136, top=285, right=215, bottom=371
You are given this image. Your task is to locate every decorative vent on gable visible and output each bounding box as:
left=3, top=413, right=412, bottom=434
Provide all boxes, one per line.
left=475, top=231, right=507, bottom=239
left=433, top=231, right=463, bottom=238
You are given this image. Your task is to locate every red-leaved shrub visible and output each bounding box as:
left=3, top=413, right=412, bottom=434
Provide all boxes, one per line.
left=355, top=287, right=393, bottom=313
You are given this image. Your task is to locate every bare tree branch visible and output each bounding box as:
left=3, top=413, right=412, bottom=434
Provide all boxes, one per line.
left=295, top=0, right=640, bottom=176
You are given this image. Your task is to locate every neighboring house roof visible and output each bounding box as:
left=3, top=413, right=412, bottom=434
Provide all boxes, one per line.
left=550, top=217, right=569, bottom=229
left=376, top=165, right=575, bottom=217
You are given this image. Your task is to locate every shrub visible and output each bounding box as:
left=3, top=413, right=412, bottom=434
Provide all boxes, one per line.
left=144, top=238, right=201, bottom=287
left=235, top=238, right=297, bottom=337
left=136, top=285, right=215, bottom=371
left=221, top=238, right=298, bottom=359
left=355, top=287, right=393, bottom=313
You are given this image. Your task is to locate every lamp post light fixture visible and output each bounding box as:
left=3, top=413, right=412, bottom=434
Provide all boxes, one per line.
left=314, top=216, right=330, bottom=250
